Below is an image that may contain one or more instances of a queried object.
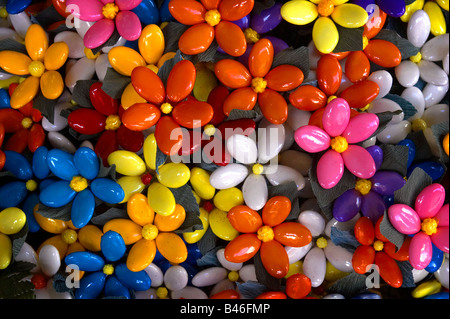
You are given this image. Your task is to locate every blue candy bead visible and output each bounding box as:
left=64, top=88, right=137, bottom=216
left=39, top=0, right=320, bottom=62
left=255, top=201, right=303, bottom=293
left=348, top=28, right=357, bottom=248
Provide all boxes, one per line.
left=101, top=230, right=127, bottom=263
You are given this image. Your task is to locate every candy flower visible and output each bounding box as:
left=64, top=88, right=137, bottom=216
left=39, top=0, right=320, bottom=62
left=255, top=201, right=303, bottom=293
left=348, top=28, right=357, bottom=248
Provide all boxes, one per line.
left=0, top=24, right=68, bottom=109
left=102, top=193, right=188, bottom=272
left=67, top=82, right=144, bottom=167
left=214, top=38, right=304, bottom=125
left=66, top=0, right=143, bottom=49
left=333, top=145, right=407, bottom=223
left=280, top=0, right=369, bottom=54
left=168, top=0, right=254, bottom=56
left=388, top=183, right=449, bottom=270
left=351, top=216, right=411, bottom=288
left=0, top=87, right=44, bottom=153
left=37, top=147, right=125, bottom=229
left=0, top=207, right=27, bottom=269
left=64, top=230, right=151, bottom=299
left=224, top=196, right=312, bottom=278
left=294, top=97, right=379, bottom=189
left=126, top=59, right=213, bottom=155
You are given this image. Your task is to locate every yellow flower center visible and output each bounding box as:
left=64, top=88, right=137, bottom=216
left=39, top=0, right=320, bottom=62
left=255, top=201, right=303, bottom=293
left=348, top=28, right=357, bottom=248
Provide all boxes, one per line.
left=362, top=36, right=369, bottom=50
left=21, top=117, right=33, bottom=129
left=316, top=237, right=328, bottom=249
left=28, top=61, right=45, bottom=77
left=102, top=3, right=119, bottom=19
left=105, top=115, right=121, bottom=131
left=0, top=7, right=9, bottom=19
left=421, top=218, right=438, bottom=236
left=411, top=118, right=427, bottom=132
left=244, top=28, right=260, bottom=44
left=257, top=225, right=274, bottom=242
left=161, top=102, right=173, bottom=115
left=70, top=176, right=88, bottom=192
left=103, top=264, right=114, bottom=275
left=373, top=240, right=384, bottom=252
left=84, top=48, right=101, bottom=60
left=355, top=179, right=372, bottom=196
left=318, top=0, right=335, bottom=17
left=156, top=287, right=168, bottom=299
left=61, top=229, right=78, bottom=245
left=330, top=136, right=348, bottom=153
left=205, top=9, right=221, bottom=27
left=203, top=124, right=216, bottom=137
left=228, top=271, right=240, bottom=282
left=252, top=163, right=264, bottom=175
left=410, top=52, right=422, bottom=63
left=26, top=179, right=38, bottom=192
left=251, top=77, right=267, bottom=94
left=146, top=64, right=159, bottom=74
left=142, top=224, right=159, bottom=241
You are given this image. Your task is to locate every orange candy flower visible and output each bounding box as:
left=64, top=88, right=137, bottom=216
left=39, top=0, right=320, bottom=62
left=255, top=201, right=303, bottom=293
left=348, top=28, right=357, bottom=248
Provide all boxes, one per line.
left=224, top=196, right=312, bottom=278
left=169, top=0, right=254, bottom=57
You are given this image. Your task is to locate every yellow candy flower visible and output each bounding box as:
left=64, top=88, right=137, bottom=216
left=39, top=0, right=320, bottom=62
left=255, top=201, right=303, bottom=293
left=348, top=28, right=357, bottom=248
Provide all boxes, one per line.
left=0, top=24, right=69, bottom=109
left=0, top=207, right=26, bottom=269
left=281, top=0, right=368, bottom=53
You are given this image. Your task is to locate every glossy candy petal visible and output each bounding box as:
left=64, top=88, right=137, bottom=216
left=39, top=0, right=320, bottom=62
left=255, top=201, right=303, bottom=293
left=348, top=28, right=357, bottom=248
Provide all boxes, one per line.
left=280, top=0, right=318, bottom=25
left=219, top=0, right=254, bottom=21
left=415, top=184, right=445, bottom=219
left=178, top=23, right=215, bottom=55
left=108, top=47, right=146, bottom=76
left=388, top=204, right=421, bottom=235
left=313, top=16, right=339, bottom=54
left=155, top=233, right=187, bottom=264
left=242, top=174, right=268, bottom=211
left=6, top=0, right=32, bottom=14
left=214, top=59, right=252, bottom=89
left=258, top=89, right=288, bottom=124
left=360, top=191, right=385, bottom=222
left=248, top=39, right=273, bottom=78
left=265, top=65, right=304, bottom=92
left=168, top=0, right=206, bottom=25
left=339, top=80, right=380, bottom=109
left=101, top=230, right=127, bottom=262
left=294, top=125, right=330, bottom=153
left=226, top=134, right=257, bottom=164
left=75, top=271, right=106, bottom=299
left=90, top=178, right=125, bottom=204
left=273, top=222, right=312, bottom=247
left=260, top=240, right=289, bottom=279
left=341, top=113, right=379, bottom=144
left=68, top=109, right=106, bottom=135
left=317, top=150, right=345, bottom=189
left=46, top=149, right=78, bottom=181
left=71, top=189, right=95, bottom=229
left=107, top=150, right=146, bottom=177
left=131, top=66, right=165, bottom=105
left=25, top=24, right=48, bottom=62
left=3, top=150, right=33, bottom=181
left=317, top=54, right=342, bottom=96
left=322, top=98, right=350, bottom=137
left=39, top=181, right=76, bottom=208
left=66, top=0, right=103, bottom=21
left=377, top=0, right=405, bottom=17
left=156, top=163, right=191, bottom=189
left=345, top=51, right=370, bottom=83
left=216, top=21, right=247, bottom=57
left=167, top=60, right=196, bottom=103
left=410, top=232, right=433, bottom=270
left=333, top=189, right=362, bottom=222
left=354, top=216, right=375, bottom=246
left=65, top=252, right=104, bottom=272
left=289, top=85, right=327, bottom=111
left=115, top=263, right=151, bottom=291
left=32, top=146, right=50, bottom=180
left=251, top=3, right=282, bottom=34
left=352, top=245, right=375, bottom=274
left=74, top=147, right=100, bottom=180
left=147, top=182, right=176, bottom=216
left=261, top=196, right=291, bottom=227
left=121, top=103, right=161, bottom=131
left=155, top=116, right=183, bottom=156
left=127, top=238, right=156, bottom=272
left=363, top=39, right=402, bottom=68
left=84, top=19, right=115, bottom=49
left=90, top=82, right=119, bottom=116
left=371, top=171, right=406, bottom=196
left=342, top=145, right=376, bottom=179
left=223, top=87, right=257, bottom=115
left=105, top=276, right=131, bottom=299
left=10, top=76, right=40, bottom=109
left=227, top=205, right=262, bottom=233
left=224, top=234, right=261, bottom=263
left=431, top=227, right=449, bottom=254
left=115, top=11, right=142, bottom=42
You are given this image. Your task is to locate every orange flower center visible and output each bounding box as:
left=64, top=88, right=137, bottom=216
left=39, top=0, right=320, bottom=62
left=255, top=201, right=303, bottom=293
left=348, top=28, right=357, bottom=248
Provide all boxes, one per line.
left=318, top=0, right=334, bottom=17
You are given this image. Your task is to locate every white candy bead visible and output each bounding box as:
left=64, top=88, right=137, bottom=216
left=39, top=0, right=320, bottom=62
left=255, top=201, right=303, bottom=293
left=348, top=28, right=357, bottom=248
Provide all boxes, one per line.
left=242, top=173, right=268, bottom=211
left=421, top=33, right=449, bottom=62
left=171, top=286, right=208, bottom=299
left=38, top=245, right=61, bottom=277
left=368, top=98, right=404, bottom=124
left=323, top=240, right=353, bottom=273
left=54, top=31, right=85, bottom=59
left=423, top=83, right=449, bottom=108
left=434, top=257, right=449, bottom=289
left=191, top=267, right=228, bottom=287
left=65, top=57, right=96, bottom=92
left=217, top=248, right=243, bottom=271
left=407, top=10, right=431, bottom=48
left=303, top=247, right=326, bottom=287
left=257, top=123, right=285, bottom=164
left=226, top=134, right=257, bottom=165
left=376, top=120, right=412, bottom=144
left=368, top=70, right=393, bottom=99
left=265, top=165, right=306, bottom=190
left=401, top=87, right=425, bottom=121
left=48, top=131, right=77, bottom=154
left=285, top=242, right=313, bottom=264
left=209, top=163, right=248, bottom=189
left=418, top=60, right=448, bottom=86
left=42, top=102, right=71, bottom=132
left=144, top=263, right=164, bottom=288
left=297, top=210, right=326, bottom=237
left=239, top=264, right=257, bottom=282
left=164, top=265, right=188, bottom=291
left=395, top=61, right=420, bottom=88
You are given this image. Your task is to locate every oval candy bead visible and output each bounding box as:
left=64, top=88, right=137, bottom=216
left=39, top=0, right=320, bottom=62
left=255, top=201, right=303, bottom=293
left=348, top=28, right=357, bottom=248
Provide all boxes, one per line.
left=388, top=204, right=421, bottom=235
left=147, top=182, right=176, bottom=216
left=155, top=232, right=187, bottom=264
left=101, top=230, right=126, bottom=262
left=64, top=251, right=105, bottom=272
left=209, top=208, right=239, bottom=241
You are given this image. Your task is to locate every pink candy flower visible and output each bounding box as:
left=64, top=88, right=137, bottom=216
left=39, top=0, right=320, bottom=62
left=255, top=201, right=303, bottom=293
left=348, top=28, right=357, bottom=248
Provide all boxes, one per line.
left=67, top=0, right=143, bottom=49
left=388, top=183, right=449, bottom=270
left=294, top=98, right=379, bottom=189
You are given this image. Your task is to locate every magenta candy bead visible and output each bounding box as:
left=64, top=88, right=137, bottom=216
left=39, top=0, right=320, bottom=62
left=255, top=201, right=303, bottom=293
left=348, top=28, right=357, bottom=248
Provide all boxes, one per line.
left=342, top=113, right=380, bottom=144
left=435, top=204, right=449, bottom=227
left=317, top=149, right=344, bottom=189
left=431, top=226, right=449, bottom=253
left=115, top=11, right=142, bottom=41
left=341, top=145, right=376, bottom=179
left=115, top=0, right=142, bottom=11
left=84, top=19, right=115, bottom=49
left=66, top=0, right=103, bottom=21
left=294, top=126, right=330, bottom=153
left=409, top=232, right=433, bottom=270
left=388, top=204, right=421, bottom=235
left=322, top=98, right=350, bottom=137
left=414, top=183, right=446, bottom=219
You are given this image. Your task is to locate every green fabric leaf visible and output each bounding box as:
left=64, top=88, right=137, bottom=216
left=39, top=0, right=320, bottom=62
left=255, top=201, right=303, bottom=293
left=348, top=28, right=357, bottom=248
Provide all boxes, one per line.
left=327, top=271, right=368, bottom=298
left=397, top=260, right=415, bottom=288
left=196, top=247, right=222, bottom=267
left=72, top=80, right=97, bottom=108
left=330, top=227, right=359, bottom=253
left=170, top=184, right=203, bottom=233
left=374, top=29, right=420, bottom=60
left=97, top=163, right=117, bottom=181
left=333, top=25, right=364, bottom=53
left=384, top=94, right=417, bottom=121
left=394, top=167, right=433, bottom=207
left=31, top=5, right=64, bottom=29
left=254, top=251, right=283, bottom=291
left=407, top=130, right=435, bottom=163
left=268, top=181, right=300, bottom=221
left=404, top=0, right=416, bottom=6
left=379, top=144, right=410, bottom=177
left=253, top=0, right=276, bottom=15
left=155, top=147, right=168, bottom=175
left=197, top=227, right=218, bottom=255
left=236, top=281, right=268, bottom=299
left=162, top=22, right=189, bottom=54
left=101, top=68, right=131, bottom=99
left=370, top=110, right=403, bottom=140
left=227, top=108, right=262, bottom=121
left=33, top=91, right=59, bottom=124
left=431, top=121, right=449, bottom=164
left=52, top=273, right=74, bottom=294
left=157, top=50, right=183, bottom=87
left=11, top=222, right=28, bottom=259
left=271, top=46, right=310, bottom=79
left=0, top=261, right=36, bottom=299
left=35, top=202, right=72, bottom=222
left=0, top=38, right=27, bottom=54
left=91, top=207, right=129, bottom=226
left=379, top=210, right=405, bottom=250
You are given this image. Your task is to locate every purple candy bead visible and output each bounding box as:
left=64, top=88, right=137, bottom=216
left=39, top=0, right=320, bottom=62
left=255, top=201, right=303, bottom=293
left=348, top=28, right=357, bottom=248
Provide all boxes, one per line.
left=233, top=14, right=250, bottom=29
left=333, top=189, right=362, bottom=222
left=366, top=145, right=383, bottom=171
left=361, top=191, right=386, bottom=221
left=351, top=0, right=376, bottom=15
left=250, top=2, right=282, bottom=34
left=371, top=171, right=406, bottom=196
left=376, top=0, right=406, bottom=17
